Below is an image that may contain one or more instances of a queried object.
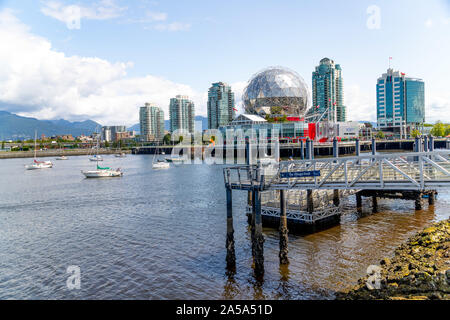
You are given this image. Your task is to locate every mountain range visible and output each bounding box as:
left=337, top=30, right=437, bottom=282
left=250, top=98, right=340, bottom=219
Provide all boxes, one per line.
left=0, top=110, right=101, bottom=140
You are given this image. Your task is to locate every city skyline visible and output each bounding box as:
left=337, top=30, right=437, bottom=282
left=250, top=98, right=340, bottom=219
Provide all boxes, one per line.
left=0, top=0, right=449, bottom=126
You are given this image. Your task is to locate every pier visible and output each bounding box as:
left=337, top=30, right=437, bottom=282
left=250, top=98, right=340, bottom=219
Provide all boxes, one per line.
left=223, top=140, right=450, bottom=277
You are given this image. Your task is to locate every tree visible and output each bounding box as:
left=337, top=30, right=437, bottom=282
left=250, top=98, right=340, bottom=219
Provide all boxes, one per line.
left=1, top=141, right=4, bottom=150
left=411, top=129, right=421, bottom=138
left=163, top=133, right=171, bottom=145
left=430, top=121, right=445, bottom=137
left=376, top=131, right=385, bottom=139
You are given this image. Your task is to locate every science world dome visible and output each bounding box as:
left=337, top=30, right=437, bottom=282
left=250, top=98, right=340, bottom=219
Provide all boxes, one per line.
left=243, top=67, right=310, bottom=117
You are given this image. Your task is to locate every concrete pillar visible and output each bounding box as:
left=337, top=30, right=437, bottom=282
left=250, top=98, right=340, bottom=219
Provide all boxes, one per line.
left=307, top=189, right=314, bottom=214
left=371, top=137, right=376, bottom=156
left=333, top=189, right=340, bottom=206
left=225, top=187, right=236, bottom=270
left=414, top=136, right=420, bottom=153
left=428, top=191, right=435, bottom=205
left=253, top=190, right=264, bottom=278
left=415, top=193, right=424, bottom=210
left=310, top=139, right=315, bottom=159
left=446, top=139, right=450, bottom=150
left=372, top=196, right=378, bottom=213
left=279, top=190, right=289, bottom=265
left=355, top=138, right=360, bottom=157
left=251, top=190, right=256, bottom=259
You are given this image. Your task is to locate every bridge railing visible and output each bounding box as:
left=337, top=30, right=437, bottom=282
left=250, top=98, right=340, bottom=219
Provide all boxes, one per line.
left=224, top=151, right=450, bottom=191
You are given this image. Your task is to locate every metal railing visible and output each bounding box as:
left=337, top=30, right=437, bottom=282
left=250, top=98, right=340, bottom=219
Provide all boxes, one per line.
left=224, top=151, right=450, bottom=191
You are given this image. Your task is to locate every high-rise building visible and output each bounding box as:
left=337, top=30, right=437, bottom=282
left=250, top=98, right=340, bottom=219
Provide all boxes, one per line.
left=169, top=95, right=195, bottom=133
left=376, top=68, right=424, bottom=138
left=139, top=103, right=164, bottom=142
left=101, top=125, right=127, bottom=142
left=308, top=58, right=346, bottom=123
left=207, top=82, right=235, bottom=129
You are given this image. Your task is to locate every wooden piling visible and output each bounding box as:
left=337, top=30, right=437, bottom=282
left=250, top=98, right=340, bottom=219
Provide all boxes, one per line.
left=372, top=196, right=378, bottom=213
left=333, top=189, right=340, bottom=206
left=428, top=191, right=435, bottom=205
left=356, top=193, right=362, bottom=212
left=225, top=187, right=236, bottom=270
left=279, top=190, right=289, bottom=265
left=415, top=192, right=424, bottom=210
left=253, top=189, right=264, bottom=277
left=307, top=189, right=314, bottom=214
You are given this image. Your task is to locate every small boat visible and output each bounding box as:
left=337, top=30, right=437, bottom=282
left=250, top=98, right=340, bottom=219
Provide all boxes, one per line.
left=25, top=131, right=53, bottom=170
left=89, top=155, right=103, bottom=161
left=115, top=152, right=126, bottom=158
left=82, top=164, right=123, bottom=178
left=152, top=160, right=170, bottom=169
left=56, top=155, right=68, bottom=160
left=165, top=156, right=185, bottom=163
left=26, top=159, right=53, bottom=170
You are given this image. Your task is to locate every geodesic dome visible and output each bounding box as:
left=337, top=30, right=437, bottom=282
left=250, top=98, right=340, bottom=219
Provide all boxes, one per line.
left=243, top=67, right=310, bottom=117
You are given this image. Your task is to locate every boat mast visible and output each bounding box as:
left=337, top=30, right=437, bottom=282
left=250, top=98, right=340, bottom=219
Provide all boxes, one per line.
left=34, top=130, right=37, bottom=160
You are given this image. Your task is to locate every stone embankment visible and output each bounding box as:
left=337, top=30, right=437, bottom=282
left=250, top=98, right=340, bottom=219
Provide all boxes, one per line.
left=0, top=149, right=130, bottom=159
left=337, top=219, right=450, bottom=300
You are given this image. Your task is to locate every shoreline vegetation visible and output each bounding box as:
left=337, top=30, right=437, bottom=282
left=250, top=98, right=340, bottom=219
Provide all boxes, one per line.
left=337, top=219, right=450, bottom=300
left=0, top=148, right=131, bottom=159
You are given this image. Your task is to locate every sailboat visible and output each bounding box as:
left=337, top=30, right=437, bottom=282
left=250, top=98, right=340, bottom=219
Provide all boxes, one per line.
left=82, top=142, right=122, bottom=178
left=25, top=131, right=53, bottom=170
left=152, top=145, right=170, bottom=169
left=56, top=145, right=68, bottom=160
left=114, top=140, right=126, bottom=158
left=89, top=134, right=103, bottom=161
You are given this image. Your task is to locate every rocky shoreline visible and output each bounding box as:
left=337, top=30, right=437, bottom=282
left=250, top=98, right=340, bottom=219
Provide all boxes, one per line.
left=336, top=219, right=450, bottom=300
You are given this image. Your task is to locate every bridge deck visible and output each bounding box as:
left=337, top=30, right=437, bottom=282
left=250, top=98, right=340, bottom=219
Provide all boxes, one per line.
left=224, top=151, right=450, bottom=191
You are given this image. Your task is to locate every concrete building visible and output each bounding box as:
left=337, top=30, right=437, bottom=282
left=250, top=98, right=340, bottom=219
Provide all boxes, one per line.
left=207, top=82, right=235, bottom=129
left=139, top=103, right=165, bottom=142
left=101, top=126, right=127, bottom=142
left=376, top=68, right=425, bottom=138
left=307, top=58, right=346, bottom=123
left=169, top=95, right=195, bottom=133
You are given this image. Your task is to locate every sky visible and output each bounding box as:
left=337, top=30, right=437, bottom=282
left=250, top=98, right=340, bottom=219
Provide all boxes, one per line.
left=0, top=0, right=449, bottom=126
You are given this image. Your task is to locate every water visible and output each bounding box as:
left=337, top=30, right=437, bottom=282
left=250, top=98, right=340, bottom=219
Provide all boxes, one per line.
left=0, top=155, right=448, bottom=300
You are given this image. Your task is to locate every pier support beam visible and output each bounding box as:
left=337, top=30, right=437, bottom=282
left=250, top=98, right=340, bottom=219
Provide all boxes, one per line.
left=356, top=193, right=362, bottom=212
left=251, top=191, right=256, bottom=259
left=333, top=189, right=340, bottom=207
left=279, top=190, right=289, bottom=265
left=247, top=191, right=252, bottom=224
left=428, top=191, right=435, bottom=205
left=372, top=196, right=378, bottom=213
left=253, top=190, right=264, bottom=278
left=415, top=192, right=424, bottom=211
left=307, top=189, right=314, bottom=214
left=225, top=187, right=236, bottom=271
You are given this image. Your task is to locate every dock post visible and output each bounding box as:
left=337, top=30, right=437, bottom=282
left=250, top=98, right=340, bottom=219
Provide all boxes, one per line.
left=333, top=190, right=340, bottom=206
left=423, top=135, right=429, bottom=152
left=310, top=139, right=314, bottom=159
left=253, top=189, right=264, bottom=278
left=247, top=191, right=252, bottom=224
left=355, top=138, right=360, bottom=156
left=225, top=187, right=236, bottom=270
left=415, top=192, right=424, bottom=210
left=356, top=192, right=362, bottom=212
left=279, top=190, right=289, bottom=265
left=250, top=190, right=256, bottom=258
left=428, top=191, right=435, bottom=205
left=300, top=139, right=304, bottom=160
left=446, top=138, right=450, bottom=150
left=333, top=137, right=339, bottom=158
left=305, top=138, right=310, bottom=160
left=429, top=136, right=434, bottom=152
left=307, top=189, right=314, bottom=214
left=371, top=137, right=376, bottom=157
left=372, top=196, right=378, bottom=213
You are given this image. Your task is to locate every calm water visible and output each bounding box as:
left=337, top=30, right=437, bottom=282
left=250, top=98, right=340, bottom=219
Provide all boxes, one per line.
left=0, top=155, right=448, bottom=300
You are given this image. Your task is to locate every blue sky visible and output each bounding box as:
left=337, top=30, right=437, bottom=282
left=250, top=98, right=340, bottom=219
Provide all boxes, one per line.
left=0, top=0, right=449, bottom=125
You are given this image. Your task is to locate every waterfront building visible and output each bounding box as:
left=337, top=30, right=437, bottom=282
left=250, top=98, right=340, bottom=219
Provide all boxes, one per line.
left=101, top=126, right=127, bottom=142
left=376, top=68, right=425, bottom=138
left=139, top=103, right=165, bottom=142
left=169, top=95, right=195, bottom=133
left=307, top=58, right=346, bottom=123
left=207, top=82, right=235, bottom=129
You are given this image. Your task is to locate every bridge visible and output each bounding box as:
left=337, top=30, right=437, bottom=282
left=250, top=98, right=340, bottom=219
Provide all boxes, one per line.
left=222, top=150, right=450, bottom=278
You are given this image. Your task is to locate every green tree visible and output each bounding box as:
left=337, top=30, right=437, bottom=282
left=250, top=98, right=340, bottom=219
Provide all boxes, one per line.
left=1, top=141, right=4, bottom=150
left=163, top=133, right=171, bottom=145
left=411, top=129, right=421, bottom=138
left=431, top=121, right=445, bottom=137
left=376, top=131, right=385, bottom=139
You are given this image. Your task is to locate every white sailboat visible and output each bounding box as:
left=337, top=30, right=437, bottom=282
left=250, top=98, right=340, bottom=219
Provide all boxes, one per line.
left=89, top=134, right=103, bottom=161
left=56, top=145, right=68, bottom=160
left=115, top=140, right=126, bottom=157
left=82, top=143, right=122, bottom=178
left=25, top=131, right=53, bottom=170
left=152, top=145, right=170, bottom=169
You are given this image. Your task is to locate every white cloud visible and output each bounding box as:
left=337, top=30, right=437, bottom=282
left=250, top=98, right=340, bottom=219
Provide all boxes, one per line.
left=41, top=0, right=127, bottom=29
left=230, top=81, right=248, bottom=114
left=425, top=19, right=433, bottom=28
left=154, top=22, right=191, bottom=32
left=146, top=10, right=167, bottom=22
left=344, top=84, right=376, bottom=122
left=0, top=9, right=203, bottom=126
